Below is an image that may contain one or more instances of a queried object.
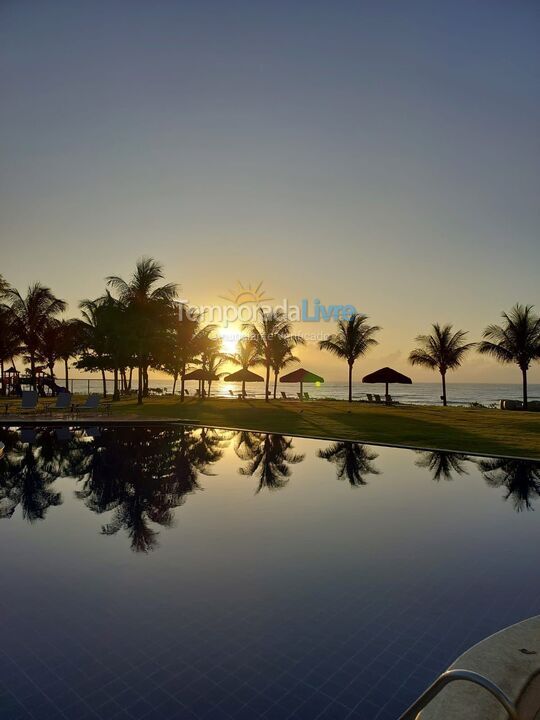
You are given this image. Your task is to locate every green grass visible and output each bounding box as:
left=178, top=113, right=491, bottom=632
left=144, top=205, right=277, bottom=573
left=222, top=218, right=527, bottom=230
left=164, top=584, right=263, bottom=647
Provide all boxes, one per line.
left=104, top=396, right=540, bottom=459
left=3, top=395, right=539, bottom=458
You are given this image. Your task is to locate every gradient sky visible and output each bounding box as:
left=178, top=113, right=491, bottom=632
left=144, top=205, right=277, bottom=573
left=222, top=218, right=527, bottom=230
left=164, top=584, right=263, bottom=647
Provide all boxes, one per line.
left=1, top=0, right=539, bottom=382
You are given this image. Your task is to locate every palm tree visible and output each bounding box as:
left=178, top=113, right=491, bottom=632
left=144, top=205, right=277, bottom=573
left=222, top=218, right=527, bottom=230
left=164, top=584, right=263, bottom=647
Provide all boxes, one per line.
left=319, top=313, right=380, bottom=402
left=226, top=336, right=262, bottom=398
left=107, top=258, right=177, bottom=404
left=270, top=335, right=299, bottom=399
left=203, top=350, right=228, bottom=398
left=160, top=305, right=215, bottom=400
left=318, top=442, right=379, bottom=486
left=3, top=284, right=66, bottom=389
left=0, top=306, right=20, bottom=395
left=477, top=304, right=540, bottom=410
left=244, top=309, right=304, bottom=402
left=56, top=318, right=83, bottom=393
left=409, top=323, right=474, bottom=406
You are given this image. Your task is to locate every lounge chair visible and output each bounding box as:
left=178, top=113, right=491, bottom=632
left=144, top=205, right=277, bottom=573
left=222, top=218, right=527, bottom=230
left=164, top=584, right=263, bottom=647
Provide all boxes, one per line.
left=366, top=393, right=373, bottom=403
left=374, top=394, right=383, bottom=404
left=297, top=392, right=303, bottom=400
left=229, top=389, right=243, bottom=399
left=16, top=391, right=39, bottom=415
left=73, top=393, right=111, bottom=417
left=303, top=392, right=312, bottom=400
left=385, top=394, right=397, bottom=405
left=281, top=391, right=290, bottom=400
left=45, top=391, right=72, bottom=416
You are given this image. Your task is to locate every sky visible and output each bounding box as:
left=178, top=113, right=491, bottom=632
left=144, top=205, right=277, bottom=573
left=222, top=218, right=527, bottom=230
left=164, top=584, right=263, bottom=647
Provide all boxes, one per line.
left=1, top=0, right=539, bottom=382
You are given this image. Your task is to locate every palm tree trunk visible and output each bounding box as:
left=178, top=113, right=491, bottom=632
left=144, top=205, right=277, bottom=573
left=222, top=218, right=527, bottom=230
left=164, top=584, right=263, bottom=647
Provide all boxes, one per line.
left=101, top=369, right=107, bottom=398
left=273, top=370, right=278, bottom=399
left=128, top=366, right=133, bottom=391
left=0, top=359, right=4, bottom=396
left=30, top=353, right=36, bottom=391
left=64, top=358, right=69, bottom=391
left=441, top=372, right=447, bottom=406
left=172, top=371, right=178, bottom=395
left=265, top=364, right=270, bottom=402
left=208, top=380, right=212, bottom=398
left=242, top=379, right=246, bottom=398
left=522, top=366, right=528, bottom=410
left=113, top=367, right=120, bottom=401
left=348, top=362, right=353, bottom=402
left=137, top=363, right=143, bottom=404
left=180, top=362, right=186, bottom=402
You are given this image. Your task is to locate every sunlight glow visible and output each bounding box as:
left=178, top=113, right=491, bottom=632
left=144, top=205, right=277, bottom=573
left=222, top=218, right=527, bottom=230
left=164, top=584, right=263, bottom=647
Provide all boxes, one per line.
left=218, top=327, right=239, bottom=355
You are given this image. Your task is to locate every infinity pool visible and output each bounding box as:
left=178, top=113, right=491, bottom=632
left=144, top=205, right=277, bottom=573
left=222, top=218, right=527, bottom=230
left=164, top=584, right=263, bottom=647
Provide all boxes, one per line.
left=1, top=425, right=539, bottom=720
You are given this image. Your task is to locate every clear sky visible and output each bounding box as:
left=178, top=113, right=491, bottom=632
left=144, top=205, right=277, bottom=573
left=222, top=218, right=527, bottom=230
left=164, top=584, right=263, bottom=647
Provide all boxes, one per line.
left=1, top=0, right=539, bottom=382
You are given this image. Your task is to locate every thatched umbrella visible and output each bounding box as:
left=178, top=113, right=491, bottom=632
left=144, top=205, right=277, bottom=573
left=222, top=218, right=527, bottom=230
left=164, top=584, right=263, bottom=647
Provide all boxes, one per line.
left=280, top=368, right=324, bottom=400
left=362, top=366, right=412, bottom=402
left=184, top=368, right=219, bottom=397
left=224, top=368, right=264, bottom=398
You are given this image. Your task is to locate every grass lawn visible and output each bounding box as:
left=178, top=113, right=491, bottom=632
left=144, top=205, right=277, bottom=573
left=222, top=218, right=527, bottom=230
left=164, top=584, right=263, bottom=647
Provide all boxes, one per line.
left=103, top=396, right=540, bottom=459
left=2, top=395, right=539, bottom=458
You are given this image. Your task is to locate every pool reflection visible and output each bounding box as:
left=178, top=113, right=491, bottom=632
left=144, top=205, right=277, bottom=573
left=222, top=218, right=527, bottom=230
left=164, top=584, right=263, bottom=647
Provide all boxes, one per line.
left=1, top=424, right=540, bottom=720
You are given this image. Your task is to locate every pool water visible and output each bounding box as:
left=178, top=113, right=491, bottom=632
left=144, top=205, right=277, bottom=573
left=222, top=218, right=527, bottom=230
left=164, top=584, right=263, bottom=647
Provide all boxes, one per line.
left=1, top=425, right=539, bottom=720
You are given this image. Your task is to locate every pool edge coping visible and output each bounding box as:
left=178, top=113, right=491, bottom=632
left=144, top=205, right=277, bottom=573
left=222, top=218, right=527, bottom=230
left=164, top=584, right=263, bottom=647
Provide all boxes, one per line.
left=1, top=416, right=538, bottom=462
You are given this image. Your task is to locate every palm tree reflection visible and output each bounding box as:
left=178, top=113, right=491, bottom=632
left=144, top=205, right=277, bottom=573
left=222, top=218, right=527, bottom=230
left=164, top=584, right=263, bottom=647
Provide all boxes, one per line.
left=235, top=432, right=304, bottom=493
left=415, top=450, right=470, bottom=482
left=74, top=426, right=228, bottom=552
left=0, top=427, right=64, bottom=521
left=477, top=457, right=540, bottom=512
left=318, top=441, right=379, bottom=487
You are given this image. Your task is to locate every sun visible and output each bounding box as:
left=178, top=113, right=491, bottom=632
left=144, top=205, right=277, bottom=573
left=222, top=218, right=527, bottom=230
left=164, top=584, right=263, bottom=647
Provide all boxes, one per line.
left=218, top=326, right=240, bottom=354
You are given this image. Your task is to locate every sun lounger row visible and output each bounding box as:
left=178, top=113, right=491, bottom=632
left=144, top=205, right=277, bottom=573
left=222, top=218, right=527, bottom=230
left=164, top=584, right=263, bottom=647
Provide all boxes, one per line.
left=2, top=391, right=111, bottom=417
left=366, top=393, right=397, bottom=404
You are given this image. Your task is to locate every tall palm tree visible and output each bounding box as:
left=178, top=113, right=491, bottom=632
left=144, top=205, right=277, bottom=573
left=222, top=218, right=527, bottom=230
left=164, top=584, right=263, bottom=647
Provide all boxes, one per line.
left=160, top=305, right=215, bottom=400
left=270, top=335, right=299, bottom=399
left=244, top=309, right=304, bottom=402
left=3, top=284, right=66, bottom=389
left=107, top=258, right=177, bottom=404
left=35, top=318, right=62, bottom=388
left=0, top=306, right=20, bottom=396
left=409, top=323, right=474, bottom=406
left=56, top=318, right=83, bottom=393
left=319, top=313, right=380, bottom=402
left=226, top=336, right=262, bottom=398
left=477, top=304, right=540, bottom=410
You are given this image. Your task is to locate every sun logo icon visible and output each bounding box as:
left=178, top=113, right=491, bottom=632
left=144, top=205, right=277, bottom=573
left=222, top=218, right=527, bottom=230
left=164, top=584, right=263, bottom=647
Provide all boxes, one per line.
left=219, top=281, right=273, bottom=306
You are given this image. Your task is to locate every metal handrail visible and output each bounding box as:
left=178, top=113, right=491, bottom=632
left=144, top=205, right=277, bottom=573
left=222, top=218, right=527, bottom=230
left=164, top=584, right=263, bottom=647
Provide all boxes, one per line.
left=397, top=668, right=519, bottom=720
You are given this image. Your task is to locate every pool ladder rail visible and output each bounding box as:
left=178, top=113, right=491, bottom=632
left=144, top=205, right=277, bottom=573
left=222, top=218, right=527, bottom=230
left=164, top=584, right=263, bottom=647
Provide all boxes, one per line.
left=397, top=668, right=520, bottom=720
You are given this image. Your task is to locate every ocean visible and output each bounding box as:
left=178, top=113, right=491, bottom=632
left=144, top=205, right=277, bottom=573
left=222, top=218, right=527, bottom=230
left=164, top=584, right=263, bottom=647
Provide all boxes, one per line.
left=66, top=378, right=539, bottom=407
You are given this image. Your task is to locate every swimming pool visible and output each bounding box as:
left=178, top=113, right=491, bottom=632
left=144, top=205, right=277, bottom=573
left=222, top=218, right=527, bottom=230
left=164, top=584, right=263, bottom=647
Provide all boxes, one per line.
left=1, top=425, right=539, bottom=720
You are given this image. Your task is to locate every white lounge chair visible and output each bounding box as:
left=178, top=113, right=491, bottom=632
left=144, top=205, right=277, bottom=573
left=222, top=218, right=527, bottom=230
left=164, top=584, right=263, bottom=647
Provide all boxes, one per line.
left=374, top=394, right=383, bottom=404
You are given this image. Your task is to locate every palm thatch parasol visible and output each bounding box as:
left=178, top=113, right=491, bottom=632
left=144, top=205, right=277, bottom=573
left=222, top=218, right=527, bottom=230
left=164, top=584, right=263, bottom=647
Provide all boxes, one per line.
left=280, top=368, right=324, bottom=400
left=362, top=367, right=412, bottom=401
left=224, top=368, right=264, bottom=398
